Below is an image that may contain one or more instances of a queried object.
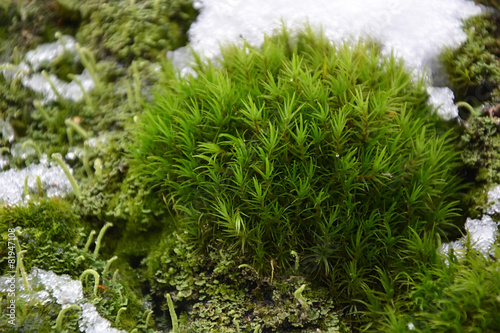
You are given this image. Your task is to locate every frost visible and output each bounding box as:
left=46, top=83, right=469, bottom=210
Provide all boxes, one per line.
left=21, top=69, right=95, bottom=104
left=24, top=35, right=78, bottom=72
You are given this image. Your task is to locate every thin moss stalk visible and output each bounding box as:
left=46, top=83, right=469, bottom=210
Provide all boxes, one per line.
left=115, top=307, right=127, bottom=325
left=41, top=70, right=67, bottom=107
left=166, top=293, right=179, bottom=333
left=93, top=158, right=103, bottom=178
left=103, top=255, right=118, bottom=276
left=22, top=140, right=42, bottom=160
left=80, top=269, right=100, bottom=296
left=456, top=101, right=477, bottom=117
left=68, top=73, right=94, bottom=108
left=51, top=153, right=81, bottom=199
left=75, top=255, right=86, bottom=265
left=93, top=222, right=113, bottom=260
left=131, top=61, right=143, bottom=110
left=294, top=284, right=309, bottom=310
left=112, top=269, right=119, bottom=285
left=53, top=304, right=81, bottom=330
left=144, top=310, right=153, bottom=328
left=33, top=100, right=51, bottom=123
left=76, top=44, right=102, bottom=91
left=83, top=230, right=96, bottom=253
left=17, top=250, right=30, bottom=292
left=22, top=175, right=29, bottom=201
left=13, top=230, right=30, bottom=292
left=65, top=118, right=90, bottom=146
left=83, top=141, right=93, bottom=177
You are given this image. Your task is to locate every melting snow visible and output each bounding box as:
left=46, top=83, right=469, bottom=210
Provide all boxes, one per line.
left=1, top=35, right=95, bottom=104
left=0, top=159, right=74, bottom=205
left=0, top=268, right=125, bottom=333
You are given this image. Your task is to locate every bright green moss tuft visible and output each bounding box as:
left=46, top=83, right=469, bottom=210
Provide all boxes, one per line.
left=364, top=243, right=500, bottom=332
left=131, top=26, right=465, bottom=309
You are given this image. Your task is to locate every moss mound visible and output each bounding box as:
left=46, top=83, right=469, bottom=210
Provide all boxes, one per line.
left=130, top=27, right=464, bottom=295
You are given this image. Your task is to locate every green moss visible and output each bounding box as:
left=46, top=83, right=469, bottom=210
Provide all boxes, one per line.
left=146, top=232, right=344, bottom=332
left=458, top=110, right=500, bottom=216
left=441, top=7, right=500, bottom=217
left=0, top=296, right=65, bottom=333
left=0, top=75, right=35, bottom=142
left=0, top=0, right=79, bottom=63
left=131, top=27, right=465, bottom=323
left=77, top=0, right=198, bottom=64
left=440, top=12, right=500, bottom=103
left=363, top=243, right=500, bottom=332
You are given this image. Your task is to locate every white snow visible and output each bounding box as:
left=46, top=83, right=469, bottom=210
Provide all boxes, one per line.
left=0, top=267, right=125, bottom=333
left=427, top=86, right=459, bottom=120
left=24, top=34, right=78, bottom=72
left=183, top=0, right=482, bottom=74
left=441, top=215, right=499, bottom=258
left=464, top=215, right=499, bottom=256
left=0, top=117, right=15, bottom=143
left=22, top=69, right=95, bottom=104
left=0, top=159, right=74, bottom=205
left=174, top=0, right=485, bottom=119
left=486, top=184, right=500, bottom=215
left=1, top=35, right=95, bottom=104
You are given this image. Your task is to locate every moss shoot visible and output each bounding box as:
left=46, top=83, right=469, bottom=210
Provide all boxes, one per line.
left=130, top=27, right=465, bottom=325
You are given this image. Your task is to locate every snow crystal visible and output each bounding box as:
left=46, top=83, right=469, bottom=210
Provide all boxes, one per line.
left=79, top=303, right=125, bottom=333
left=486, top=184, right=500, bottom=215
left=427, top=87, right=459, bottom=120
left=32, top=268, right=84, bottom=305
left=464, top=215, right=499, bottom=256
left=24, top=35, right=78, bottom=72
left=0, top=268, right=126, bottom=333
left=0, top=161, right=74, bottom=205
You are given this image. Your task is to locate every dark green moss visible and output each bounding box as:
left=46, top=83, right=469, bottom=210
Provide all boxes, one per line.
left=77, top=0, right=198, bottom=64
left=145, top=232, right=344, bottom=332
left=440, top=11, right=500, bottom=103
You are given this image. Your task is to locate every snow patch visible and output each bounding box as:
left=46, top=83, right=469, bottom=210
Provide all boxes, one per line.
left=172, top=0, right=484, bottom=119
left=0, top=268, right=125, bottom=333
